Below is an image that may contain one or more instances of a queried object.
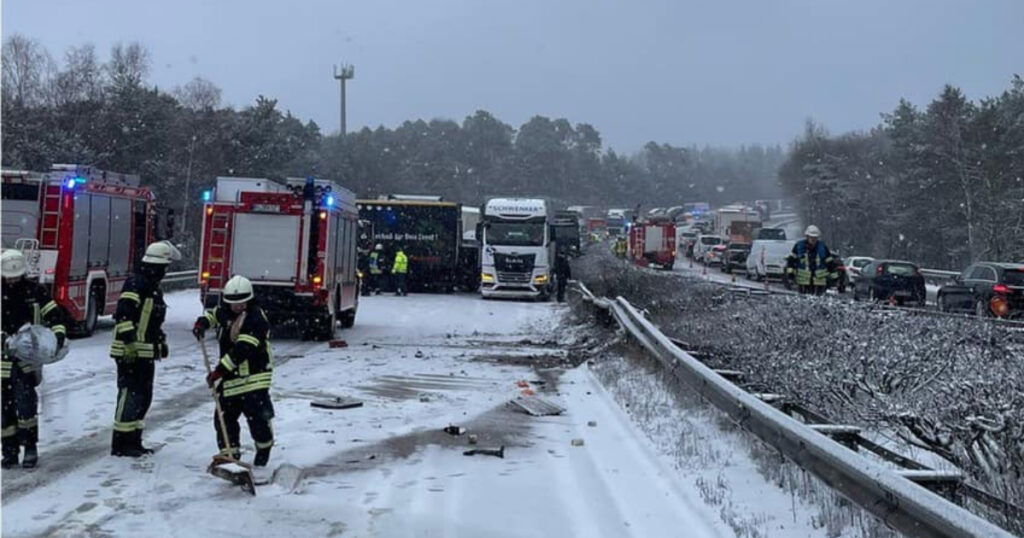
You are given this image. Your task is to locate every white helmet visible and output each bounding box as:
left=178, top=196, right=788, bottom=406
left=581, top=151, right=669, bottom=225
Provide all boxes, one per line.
left=375, top=244, right=383, bottom=251
left=804, top=225, right=821, bottom=238
left=222, top=275, right=254, bottom=304
left=1, top=249, right=28, bottom=278
left=141, top=241, right=182, bottom=265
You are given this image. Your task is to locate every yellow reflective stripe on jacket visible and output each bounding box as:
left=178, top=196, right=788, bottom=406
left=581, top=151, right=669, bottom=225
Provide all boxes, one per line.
left=19, top=362, right=35, bottom=373
left=1, top=361, right=12, bottom=379
left=220, top=354, right=236, bottom=371
left=1, top=425, right=17, bottom=437
left=236, top=334, right=260, bottom=347
left=40, top=300, right=58, bottom=318
left=121, top=292, right=141, bottom=303
left=137, top=298, right=154, bottom=343
left=204, top=309, right=219, bottom=328
left=134, top=343, right=156, bottom=358
left=222, top=372, right=273, bottom=397
left=17, top=417, right=38, bottom=429
left=238, top=360, right=250, bottom=377
left=51, top=324, right=67, bottom=336
left=115, top=321, right=136, bottom=334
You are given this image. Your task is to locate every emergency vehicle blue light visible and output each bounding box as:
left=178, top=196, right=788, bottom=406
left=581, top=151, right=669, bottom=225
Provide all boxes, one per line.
left=202, top=190, right=212, bottom=202
left=66, top=177, right=81, bottom=188
left=326, top=195, right=335, bottom=207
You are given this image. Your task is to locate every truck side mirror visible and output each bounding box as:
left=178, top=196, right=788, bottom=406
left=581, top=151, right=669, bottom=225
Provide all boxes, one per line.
left=165, top=209, right=176, bottom=240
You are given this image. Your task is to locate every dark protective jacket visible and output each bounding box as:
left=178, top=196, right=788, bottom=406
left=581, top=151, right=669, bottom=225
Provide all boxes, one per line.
left=786, top=239, right=837, bottom=287
left=200, top=304, right=273, bottom=398
left=2, top=278, right=69, bottom=379
left=554, top=255, right=572, bottom=280
left=109, top=273, right=167, bottom=360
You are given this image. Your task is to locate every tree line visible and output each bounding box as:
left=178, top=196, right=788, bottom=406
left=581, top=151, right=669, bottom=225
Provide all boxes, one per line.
left=779, top=79, right=1024, bottom=269
left=2, top=35, right=783, bottom=259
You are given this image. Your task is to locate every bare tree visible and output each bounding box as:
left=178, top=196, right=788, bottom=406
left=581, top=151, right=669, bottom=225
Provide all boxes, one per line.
left=173, top=77, right=222, bottom=110
left=51, top=44, right=105, bottom=105
left=2, top=34, right=55, bottom=106
left=107, top=42, right=150, bottom=91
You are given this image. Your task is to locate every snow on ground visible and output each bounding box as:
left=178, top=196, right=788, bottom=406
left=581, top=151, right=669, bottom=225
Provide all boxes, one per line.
left=3, top=291, right=750, bottom=537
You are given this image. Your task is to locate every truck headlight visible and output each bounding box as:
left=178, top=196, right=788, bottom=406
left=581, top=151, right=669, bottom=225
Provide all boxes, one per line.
left=481, top=272, right=495, bottom=283
left=533, top=274, right=549, bottom=284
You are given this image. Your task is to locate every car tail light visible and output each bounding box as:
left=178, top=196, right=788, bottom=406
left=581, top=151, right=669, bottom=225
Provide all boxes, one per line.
left=991, top=296, right=1009, bottom=317
left=993, top=283, right=1010, bottom=294
left=876, top=265, right=884, bottom=275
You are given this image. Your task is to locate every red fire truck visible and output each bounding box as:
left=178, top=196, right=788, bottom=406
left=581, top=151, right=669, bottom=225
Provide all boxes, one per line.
left=628, top=218, right=676, bottom=270
left=198, top=176, right=360, bottom=340
left=2, top=165, right=163, bottom=336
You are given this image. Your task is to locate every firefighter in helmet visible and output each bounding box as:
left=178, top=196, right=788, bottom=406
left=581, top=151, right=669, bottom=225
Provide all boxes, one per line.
left=109, top=241, right=180, bottom=457
left=785, top=225, right=837, bottom=296
left=368, top=244, right=385, bottom=295
left=192, top=275, right=275, bottom=468
left=612, top=236, right=628, bottom=259
left=2, top=249, right=70, bottom=468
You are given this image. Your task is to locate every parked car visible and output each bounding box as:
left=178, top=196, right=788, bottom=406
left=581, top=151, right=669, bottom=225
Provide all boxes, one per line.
left=705, top=244, right=728, bottom=266
left=843, top=256, right=875, bottom=285
left=745, top=239, right=795, bottom=281
left=853, top=260, right=926, bottom=306
left=936, top=262, right=1024, bottom=318
left=692, top=234, right=725, bottom=264
left=722, top=242, right=751, bottom=274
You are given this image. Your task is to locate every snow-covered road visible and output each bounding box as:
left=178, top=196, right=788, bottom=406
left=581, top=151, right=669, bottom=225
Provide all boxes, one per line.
left=3, top=292, right=739, bottom=537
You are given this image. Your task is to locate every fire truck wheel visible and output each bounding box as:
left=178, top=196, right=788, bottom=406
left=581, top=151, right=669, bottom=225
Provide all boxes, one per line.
left=340, top=309, right=356, bottom=329
left=310, top=312, right=337, bottom=341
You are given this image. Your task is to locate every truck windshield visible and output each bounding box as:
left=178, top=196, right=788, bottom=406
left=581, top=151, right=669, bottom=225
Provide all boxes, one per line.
left=757, top=228, right=786, bottom=240
left=487, top=222, right=545, bottom=246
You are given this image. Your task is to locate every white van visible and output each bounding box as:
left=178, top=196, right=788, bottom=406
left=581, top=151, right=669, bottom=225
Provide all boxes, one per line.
left=692, top=234, right=726, bottom=264
left=746, top=239, right=796, bottom=280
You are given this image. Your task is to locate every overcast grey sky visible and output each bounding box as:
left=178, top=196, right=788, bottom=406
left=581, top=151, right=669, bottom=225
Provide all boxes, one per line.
left=3, top=0, right=1022, bottom=151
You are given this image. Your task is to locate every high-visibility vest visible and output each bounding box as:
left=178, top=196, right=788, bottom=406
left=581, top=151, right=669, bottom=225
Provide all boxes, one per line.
left=369, top=252, right=383, bottom=274
left=787, top=240, right=836, bottom=287
left=392, top=251, right=408, bottom=274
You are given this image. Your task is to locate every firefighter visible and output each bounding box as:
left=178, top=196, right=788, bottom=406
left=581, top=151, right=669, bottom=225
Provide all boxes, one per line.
left=612, top=237, right=628, bottom=259
left=192, top=276, right=275, bottom=468
left=392, top=246, right=409, bottom=296
left=109, top=241, right=180, bottom=457
left=2, top=250, right=69, bottom=469
left=368, top=244, right=385, bottom=295
left=554, top=252, right=572, bottom=303
left=785, top=225, right=837, bottom=296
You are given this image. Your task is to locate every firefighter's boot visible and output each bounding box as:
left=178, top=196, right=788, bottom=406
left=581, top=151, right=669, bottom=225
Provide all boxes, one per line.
left=254, top=447, right=271, bottom=467
left=111, top=432, right=144, bottom=458
left=134, top=431, right=155, bottom=455
left=21, top=444, right=38, bottom=468
left=1, top=446, right=18, bottom=469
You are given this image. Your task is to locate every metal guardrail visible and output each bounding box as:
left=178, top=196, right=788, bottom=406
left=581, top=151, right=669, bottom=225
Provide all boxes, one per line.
left=163, top=269, right=198, bottom=285
left=573, top=281, right=1014, bottom=538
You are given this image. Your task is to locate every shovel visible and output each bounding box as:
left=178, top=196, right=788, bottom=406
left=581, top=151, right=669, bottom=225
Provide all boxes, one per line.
left=200, top=338, right=257, bottom=495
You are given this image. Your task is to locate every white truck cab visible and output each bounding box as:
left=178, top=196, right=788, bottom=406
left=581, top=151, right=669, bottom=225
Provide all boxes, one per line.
left=479, top=198, right=555, bottom=300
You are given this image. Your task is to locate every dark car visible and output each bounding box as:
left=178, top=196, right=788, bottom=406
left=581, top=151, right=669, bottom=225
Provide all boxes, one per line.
left=853, top=260, right=926, bottom=306
left=829, top=252, right=848, bottom=293
left=722, top=242, right=750, bottom=274
left=936, top=262, right=1024, bottom=318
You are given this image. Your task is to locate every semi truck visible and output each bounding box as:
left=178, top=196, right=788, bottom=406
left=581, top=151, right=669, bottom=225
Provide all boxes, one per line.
left=553, top=210, right=581, bottom=256
left=356, top=196, right=462, bottom=292
left=479, top=198, right=556, bottom=300
left=198, top=176, right=359, bottom=340
left=2, top=165, right=168, bottom=336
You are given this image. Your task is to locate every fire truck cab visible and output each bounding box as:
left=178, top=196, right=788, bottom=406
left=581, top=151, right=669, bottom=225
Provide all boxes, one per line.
left=2, top=165, right=161, bottom=336
left=198, top=176, right=359, bottom=340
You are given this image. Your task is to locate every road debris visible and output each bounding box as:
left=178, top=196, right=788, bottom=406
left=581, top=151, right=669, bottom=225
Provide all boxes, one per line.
left=571, top=439, right=585, bottom=447
left=463, top=446, right=505, bottom=458
left=310, top=396, right=364, bottom=410
left=509, top=395, right=565, bottom=416
left=443, top=425, right=466, bottom=436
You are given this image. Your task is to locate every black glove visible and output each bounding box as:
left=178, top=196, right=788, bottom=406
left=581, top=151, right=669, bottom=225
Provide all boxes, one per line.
left=56, top=332, right=66, bottom=351
left=160, top=342, right=169, bottom=359
left=192, top=318, right=208, bottom=341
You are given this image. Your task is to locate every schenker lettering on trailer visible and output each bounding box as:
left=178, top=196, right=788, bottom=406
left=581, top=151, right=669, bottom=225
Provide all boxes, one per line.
left=373, top=232, right=439, bottom=241
left=490, top=205, right=542, bottom=213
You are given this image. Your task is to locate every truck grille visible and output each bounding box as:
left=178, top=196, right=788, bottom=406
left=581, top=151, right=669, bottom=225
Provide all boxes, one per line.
left=497, top=272, right=532, bottom=285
